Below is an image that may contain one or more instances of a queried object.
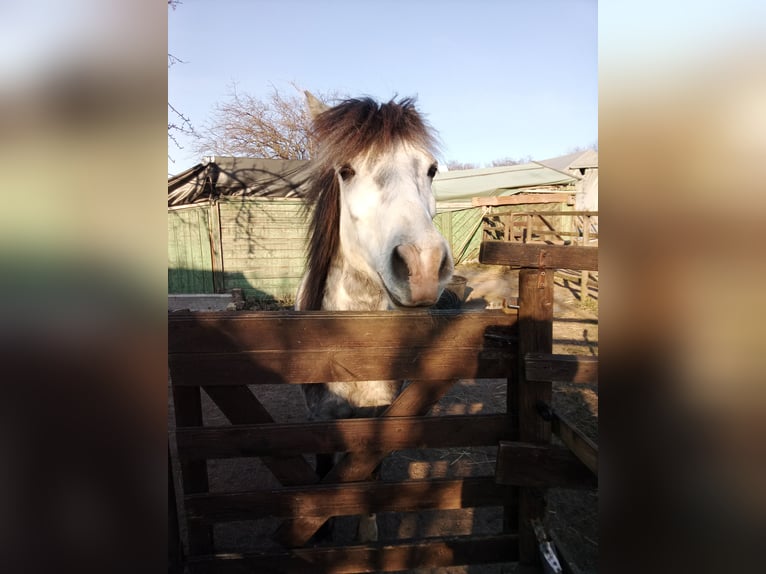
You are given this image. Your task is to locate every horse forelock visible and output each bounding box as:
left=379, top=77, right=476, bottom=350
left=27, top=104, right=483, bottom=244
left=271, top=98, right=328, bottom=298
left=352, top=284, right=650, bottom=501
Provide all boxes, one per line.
left=300, top=97, right=438, bottom=311
left=312, top=97, right=438, bottom=166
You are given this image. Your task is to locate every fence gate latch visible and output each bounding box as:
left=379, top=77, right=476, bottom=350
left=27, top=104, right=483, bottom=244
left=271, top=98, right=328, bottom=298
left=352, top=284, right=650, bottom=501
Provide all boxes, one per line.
left=531, top=518, right=563, bottom=574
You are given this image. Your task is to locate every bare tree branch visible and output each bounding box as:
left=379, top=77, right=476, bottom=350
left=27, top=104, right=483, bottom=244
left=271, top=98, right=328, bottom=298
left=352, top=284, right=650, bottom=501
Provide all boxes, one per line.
left=193, top=84, right=344, bottom=160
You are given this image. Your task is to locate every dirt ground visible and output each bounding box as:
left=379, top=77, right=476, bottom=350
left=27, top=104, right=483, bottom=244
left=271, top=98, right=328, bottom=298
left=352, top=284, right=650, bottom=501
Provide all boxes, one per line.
left=169, top=263, right=598, bottom=573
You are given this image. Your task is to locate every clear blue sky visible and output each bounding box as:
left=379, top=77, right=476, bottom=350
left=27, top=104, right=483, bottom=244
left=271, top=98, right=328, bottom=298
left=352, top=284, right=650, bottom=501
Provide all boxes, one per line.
left=168, top=0, right=597, bottom=173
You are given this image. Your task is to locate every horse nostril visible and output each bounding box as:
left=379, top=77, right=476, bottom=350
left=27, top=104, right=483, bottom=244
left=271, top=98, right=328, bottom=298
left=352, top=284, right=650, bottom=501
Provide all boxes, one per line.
left=439, top=252, right=453, bottom=281
left=391, top=245, right=411, bottom=281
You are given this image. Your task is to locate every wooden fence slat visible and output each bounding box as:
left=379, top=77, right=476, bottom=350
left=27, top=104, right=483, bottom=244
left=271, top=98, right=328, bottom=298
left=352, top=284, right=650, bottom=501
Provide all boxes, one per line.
left=168, top=309, right=517, bottom=354
left=274, top=378, right=458, bottom=547
left=187, top=534, right=520, bottom=574
left=176, top=413, right=514, bottom=460
left=472, top=192, right=574, bottom=206
left=171, top=385, right=213, bottom=555
left=525, top=353, right=599, bottom=384
left=495, top=442, right=596, bottom=489
left=168, top=445, right=184, bottom=574
left=480, top=241, right=598, bottom=271
left=186, top=476, right=510, bottom=523
left=169, top=347, right=513, bottom=386
left=201, top=385, right=319, bottom=486
left=545, top=407, right=598, bottom=475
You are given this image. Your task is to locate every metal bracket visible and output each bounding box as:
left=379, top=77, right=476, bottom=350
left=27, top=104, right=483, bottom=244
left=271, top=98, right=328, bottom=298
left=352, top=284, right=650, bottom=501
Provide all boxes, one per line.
left=531, top=518, right=563, bottom=574
left=536, top=250, right=548, bottom=288
left=536, top=401, right=555, bottom=422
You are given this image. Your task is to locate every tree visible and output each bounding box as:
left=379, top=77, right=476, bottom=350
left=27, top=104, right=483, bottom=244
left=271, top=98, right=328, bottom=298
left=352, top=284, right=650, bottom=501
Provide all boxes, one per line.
left=490, top=155, right=532, bottom=167
left=194, top=84, right=342, bottom=160
left=445, top=160, right=479, bottom=171
left=168, top=1, right=195, bottom=164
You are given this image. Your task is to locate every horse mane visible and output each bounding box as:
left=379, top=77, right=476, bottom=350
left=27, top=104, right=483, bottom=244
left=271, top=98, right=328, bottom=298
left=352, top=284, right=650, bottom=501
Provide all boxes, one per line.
left=300, top=97, right=439, bottom=310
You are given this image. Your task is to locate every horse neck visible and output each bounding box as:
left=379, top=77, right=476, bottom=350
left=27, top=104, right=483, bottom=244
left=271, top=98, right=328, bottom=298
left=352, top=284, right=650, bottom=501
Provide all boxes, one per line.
left=321, top=251, right=392, bottom=311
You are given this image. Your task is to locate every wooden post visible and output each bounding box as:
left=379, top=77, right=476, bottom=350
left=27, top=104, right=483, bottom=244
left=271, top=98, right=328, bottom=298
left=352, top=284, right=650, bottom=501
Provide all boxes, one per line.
left=172, top=386, right=214, bottom=556
left=516, top=267, right=554, bottom=568
left=168, top=445, right=184, bottom=574
left=525, top=214, right=533, bottom=243
left=209, top=201, right=224, bottom=293
left=501, top=215, right=512, bottom=242
left=580, top=216, right=591, bottom=301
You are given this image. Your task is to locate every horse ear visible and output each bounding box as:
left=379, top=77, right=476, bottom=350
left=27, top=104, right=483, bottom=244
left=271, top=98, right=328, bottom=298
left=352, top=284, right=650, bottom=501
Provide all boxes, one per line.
left=305, top=91, right=329, bottom=120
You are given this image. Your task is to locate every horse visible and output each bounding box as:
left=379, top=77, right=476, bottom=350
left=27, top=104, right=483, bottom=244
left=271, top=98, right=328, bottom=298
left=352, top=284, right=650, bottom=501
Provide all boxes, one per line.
left=295, top=93, right=454, bottom=542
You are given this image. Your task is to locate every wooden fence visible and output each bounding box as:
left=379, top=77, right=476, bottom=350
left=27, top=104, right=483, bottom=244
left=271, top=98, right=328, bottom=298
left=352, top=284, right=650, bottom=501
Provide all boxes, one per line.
left=168, top=199, right=485, bottom=302
left=483, top=210, right=598, bottom=302
left=168, top=241, right=599, bottom=573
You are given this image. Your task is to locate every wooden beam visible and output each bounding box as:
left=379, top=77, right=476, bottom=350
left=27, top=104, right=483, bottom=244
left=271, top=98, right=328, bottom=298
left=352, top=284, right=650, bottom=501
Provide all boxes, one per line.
left=171, top=385, right=213, bottom=555
left=525, top=353, right=598, bottom=384
left=480, top=241, right=598, bottom=271
left=186, top=534, right=520, bottom=574
left=548, top=409, right=598, bottom=475
left=168, top=446, right=184, bottom=574
left=168, top=309, right=516, bottom=354
left=200, top=385, right=319, bottom=486
left=186, top=476, right=510, bottom=523
left=495, top=442, right=596, bottom=489
left=274, top=378, right=459, bottom=547
left=515, top=267, right=554, bottom=567
left=169, top=346, right=513, bottom=386
left=472, top=193, right=574, bottom=207
left=176, top=414, right=514, bottom=460
left=501, top=211, right=598, bottom=217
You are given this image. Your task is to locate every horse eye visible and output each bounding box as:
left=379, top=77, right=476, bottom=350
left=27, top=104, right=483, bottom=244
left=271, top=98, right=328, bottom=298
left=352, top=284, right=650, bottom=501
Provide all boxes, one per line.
left=427, top=163, right=438, bottom=178
left=338, top=165, right=356, bottom=181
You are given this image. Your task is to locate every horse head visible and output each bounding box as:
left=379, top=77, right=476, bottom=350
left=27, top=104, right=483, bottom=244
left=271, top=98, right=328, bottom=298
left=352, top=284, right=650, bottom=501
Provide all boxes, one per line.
left=303, top=93, right=454, bottom=309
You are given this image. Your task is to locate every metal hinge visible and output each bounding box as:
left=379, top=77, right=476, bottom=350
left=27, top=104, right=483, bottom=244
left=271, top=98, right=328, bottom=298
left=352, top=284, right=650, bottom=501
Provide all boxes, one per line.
left=531, top=519, right=563, bottom=574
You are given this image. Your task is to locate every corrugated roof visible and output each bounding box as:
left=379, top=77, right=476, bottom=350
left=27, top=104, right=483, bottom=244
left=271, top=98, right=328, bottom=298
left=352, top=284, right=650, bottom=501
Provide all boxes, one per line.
left=432, top=162, right=577, bottom=203
left=537, top=149, right=598, bottom=171
left=168, top=152, right=592, bottom=207
left=567, top=149, right=598, bottom=169
left=167, top=156, right=312, bottom=207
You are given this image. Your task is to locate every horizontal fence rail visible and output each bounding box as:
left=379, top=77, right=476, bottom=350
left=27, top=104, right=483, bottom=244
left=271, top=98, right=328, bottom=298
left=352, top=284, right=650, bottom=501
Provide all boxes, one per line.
left=480, top=241, right=598, bottom=271
left=525, top=353, right=599, bottom=385
left=186, top=476, right=511, bottom=523
left=176, top=413, right=513, bottom=460
left=169, top=309, right=517, bottom=384
left=186, top=534, right=520, bottom=574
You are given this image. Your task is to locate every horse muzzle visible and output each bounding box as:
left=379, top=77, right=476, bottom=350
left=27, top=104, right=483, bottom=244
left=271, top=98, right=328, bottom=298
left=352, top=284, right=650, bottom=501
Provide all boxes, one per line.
left=389, top=242, right=453, bottom=306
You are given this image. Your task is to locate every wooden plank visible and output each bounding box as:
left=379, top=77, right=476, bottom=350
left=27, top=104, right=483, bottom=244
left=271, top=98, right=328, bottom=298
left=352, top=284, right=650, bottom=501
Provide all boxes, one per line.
left=274, top=378, right=459, bottom=547
left=186, top=534, right=519, bottom=573
left=480, top=241, right=598, bottom=271
left=472, top=193, right=574, bottom=207
left=171, top=385, right=213, bottom=555
left=209, top=202, right=224, bottom=293
left=581, top=216, right=591, bottom=299
left=495, top=442, right=596, bottom=489
left=525, top=353, right=598, bottom=384
left=511, top=229, right=590, bottom=238
left=504, top=211, right=598, bottom=217
left=168, top=446, right=184, bottom=574
left=168, top=309, right=516, bottom=354
left=548, top=408, right=598, bottom=475
left=176, top=414, right=515, bottom=460
left=200, top=385, right=319, bottom=486
left=515, top=268, right=554, bottom=567
left=186, top=476, right=510, bottom=523
left=169, top=347, right=513, bottom=386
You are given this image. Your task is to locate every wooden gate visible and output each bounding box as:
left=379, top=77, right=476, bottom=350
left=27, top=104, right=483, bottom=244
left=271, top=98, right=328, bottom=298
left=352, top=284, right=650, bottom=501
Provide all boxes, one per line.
left=169, top=242, right=598, bottom=573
